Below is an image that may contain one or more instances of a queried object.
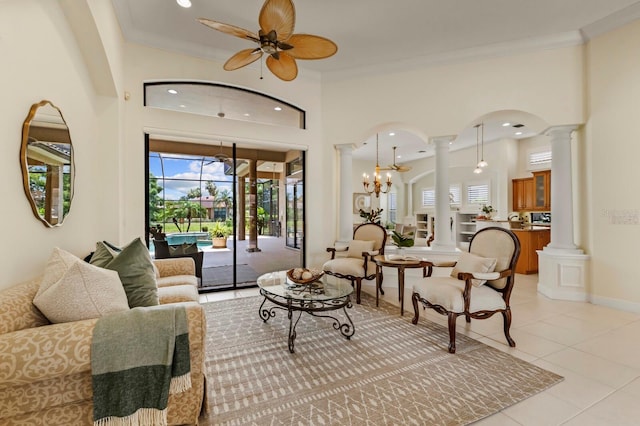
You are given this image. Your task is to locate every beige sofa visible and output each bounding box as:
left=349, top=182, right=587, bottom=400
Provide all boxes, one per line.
left=0, top=257, right=206, bottom=425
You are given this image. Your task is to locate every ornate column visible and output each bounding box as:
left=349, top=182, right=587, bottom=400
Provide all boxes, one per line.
left=546, top=126, right=580, bottom=252
left=538, top=125, right=590, bottom=301
left=404, top=181, right=414, bottom=224
left=431, top=136, right=456, bottom=251
left=336, top=144, right=355, bottom=243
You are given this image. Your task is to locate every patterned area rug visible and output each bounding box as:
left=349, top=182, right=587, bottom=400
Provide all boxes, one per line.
left=199, top=294, right=562, bottom=425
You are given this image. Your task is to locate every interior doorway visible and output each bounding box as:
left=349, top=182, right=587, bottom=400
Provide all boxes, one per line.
left=145, top=138, right=304, bottom=291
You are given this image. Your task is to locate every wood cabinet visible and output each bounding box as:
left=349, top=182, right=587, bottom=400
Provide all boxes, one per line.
left=512, top=229, right=550, bottom=274
left=512, top=170, right=550, bottom=212
left=532, top=170, right=551, bottom=211
left=512, top=178, right=535, bottom=211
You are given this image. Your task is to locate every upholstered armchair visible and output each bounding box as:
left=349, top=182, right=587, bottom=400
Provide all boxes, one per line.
left=411, top=227, right=521, bottom=353
left=323, top=223, right=387, bottom=304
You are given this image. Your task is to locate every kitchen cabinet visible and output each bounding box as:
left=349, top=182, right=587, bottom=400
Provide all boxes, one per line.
left=512, top=170, right=550, bottom=212
left=533, top=170, right=551, bottom=211
left=512, top=178, right=534, bottom=211
left=512, top=228, right=550, bottom=274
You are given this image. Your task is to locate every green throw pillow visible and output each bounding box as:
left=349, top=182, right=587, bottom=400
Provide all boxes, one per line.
left=90, top=238, right=159, bottom=308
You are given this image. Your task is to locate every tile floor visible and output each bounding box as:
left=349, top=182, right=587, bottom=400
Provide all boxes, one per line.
left=199, top=271, right=640, bottom=425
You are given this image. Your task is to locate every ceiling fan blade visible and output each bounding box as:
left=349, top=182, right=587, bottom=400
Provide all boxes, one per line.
left=287, top=34, right=338, bottom=59
left=259, top=0, right=295, bottom=41
left=197, top=18, right=259, bottom=42
left=266, top=52, right=298, bottom=81
left=224, top=48, right=263, bottom=71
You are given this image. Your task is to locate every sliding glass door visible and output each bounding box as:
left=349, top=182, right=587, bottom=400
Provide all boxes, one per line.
left=146, top=138, right=305, bottom=291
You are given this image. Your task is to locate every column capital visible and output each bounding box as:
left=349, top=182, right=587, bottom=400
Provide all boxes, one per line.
left=544, top=125, right=579, bottom=140
left=430, top=135, right=456, bottom=146
left=335, top=143, right=356, bottom=153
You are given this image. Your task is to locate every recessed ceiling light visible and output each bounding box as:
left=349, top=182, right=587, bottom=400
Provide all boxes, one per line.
left=167, top=89, right=178, bottom=94
left=515, top=131, right=523, bottom=136
left=243, top=113, right=250, bottom=117
left=176, top=0, right=192, bottom=8
left=389, top=132, right=395, bottom=136
left=502, top=122, right=511, bottom=127
left=179, top=104, right=186, bottom=108
left=274, top=107, right=282, bottom=111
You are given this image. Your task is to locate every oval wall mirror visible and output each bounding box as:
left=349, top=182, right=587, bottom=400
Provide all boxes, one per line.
left=20, top=100, right=74, bottom=227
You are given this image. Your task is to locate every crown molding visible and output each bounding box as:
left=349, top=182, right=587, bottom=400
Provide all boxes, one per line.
left=581, top=3, right=640, bottom=40
left=323, top=31, right=585, bottom=82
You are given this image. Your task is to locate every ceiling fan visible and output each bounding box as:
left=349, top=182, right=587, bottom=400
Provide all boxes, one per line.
left=379, top=146, right=412, bottom=172
left=204, top=142, right=230, bottom=165
left=198, top=0, right=338, bottom=81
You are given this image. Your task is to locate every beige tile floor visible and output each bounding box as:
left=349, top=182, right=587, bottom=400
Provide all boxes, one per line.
left=199, top=271, right=640, bottom=425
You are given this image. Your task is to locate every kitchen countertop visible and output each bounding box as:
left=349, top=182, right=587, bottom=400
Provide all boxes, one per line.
left=512, top=225, right=551, bottom=231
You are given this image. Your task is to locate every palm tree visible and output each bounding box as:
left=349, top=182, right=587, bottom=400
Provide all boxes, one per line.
left=216, top=189, right=232, bottom=221
left=205, top=181, right=218, bottom=197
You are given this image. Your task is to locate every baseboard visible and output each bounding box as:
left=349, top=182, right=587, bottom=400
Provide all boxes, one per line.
left=590, top=294, right=640, bottom=314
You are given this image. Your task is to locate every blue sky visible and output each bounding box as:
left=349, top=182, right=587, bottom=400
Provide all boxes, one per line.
left=150, top=153, right=234, bottom=200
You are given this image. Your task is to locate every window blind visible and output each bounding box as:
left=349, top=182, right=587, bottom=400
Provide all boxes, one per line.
left=467, top=183, right=489, bottom=205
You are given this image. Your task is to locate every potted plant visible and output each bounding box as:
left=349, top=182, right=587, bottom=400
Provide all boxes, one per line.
left=391, top=230, right=415, bottom=256
left=209, top=221, right=231, bottom=248
left=359, top=207, right=383, bottom=224
left=478, top=204, right=495, bottom=220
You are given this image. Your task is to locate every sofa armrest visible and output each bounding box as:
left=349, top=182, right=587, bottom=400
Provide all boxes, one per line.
left=0, top=319, right=97, bottom=386
left=153, top=257, right=196, bottom=278
left=0, top=278, right=50, bottom=334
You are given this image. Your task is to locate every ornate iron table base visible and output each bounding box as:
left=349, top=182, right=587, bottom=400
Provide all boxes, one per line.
left=258, top=288, right=355, bottom=353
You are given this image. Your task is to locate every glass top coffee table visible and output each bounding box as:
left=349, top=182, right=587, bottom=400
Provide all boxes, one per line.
left=257, top=270, right=355, bottom=353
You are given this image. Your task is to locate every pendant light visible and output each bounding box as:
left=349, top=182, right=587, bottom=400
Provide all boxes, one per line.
left=477, top=122, right=488, bottom=168
left=473, top=124, right=483, bottom=174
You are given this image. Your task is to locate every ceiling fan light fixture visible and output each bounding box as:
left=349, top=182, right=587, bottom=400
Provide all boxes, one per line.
left=198, top=0, right=337, bottom=81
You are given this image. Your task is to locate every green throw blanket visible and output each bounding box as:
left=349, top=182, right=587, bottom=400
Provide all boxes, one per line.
left=91, top=305, right=191, bottom=426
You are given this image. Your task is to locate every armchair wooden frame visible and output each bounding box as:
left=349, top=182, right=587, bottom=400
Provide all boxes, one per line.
left=324, top=223, right=387, bottom=304
left=411, top=227, right=521, bottom=353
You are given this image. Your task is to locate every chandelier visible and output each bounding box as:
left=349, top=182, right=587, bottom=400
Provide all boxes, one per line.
left=362, top=134, right=391, bottom=198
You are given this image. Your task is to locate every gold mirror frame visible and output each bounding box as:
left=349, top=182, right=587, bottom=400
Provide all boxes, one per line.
left=20, top=100, right=75, bottom=227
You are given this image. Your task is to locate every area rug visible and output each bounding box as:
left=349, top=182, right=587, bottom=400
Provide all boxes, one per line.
left=199, top=294, right=562, bottom=425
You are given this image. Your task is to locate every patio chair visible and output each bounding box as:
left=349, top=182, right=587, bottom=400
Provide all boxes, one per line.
left=323, top=223, right=387, bottom=304
left=411, top=227, right=521, bottom=353
left=153, top=239, right=204, bottom=279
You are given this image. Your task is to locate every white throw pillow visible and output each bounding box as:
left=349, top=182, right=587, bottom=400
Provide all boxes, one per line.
left=347, top=240, right=375, bottom=258
left=450, top=251, right=498, bottom=287
left=33, top=248, right=130, bottom=323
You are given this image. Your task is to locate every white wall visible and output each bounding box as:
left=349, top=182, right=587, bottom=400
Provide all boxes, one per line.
left=0, top=0, right=121, bottom=288
left=586, top=20, right=640, bottom=307
left=323, top=46, right=585, bottom=148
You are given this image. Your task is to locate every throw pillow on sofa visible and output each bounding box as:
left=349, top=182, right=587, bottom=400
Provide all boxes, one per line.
left=90, top=238, right=159, bottom=308
left=34, top=248, right=130, bottom=323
